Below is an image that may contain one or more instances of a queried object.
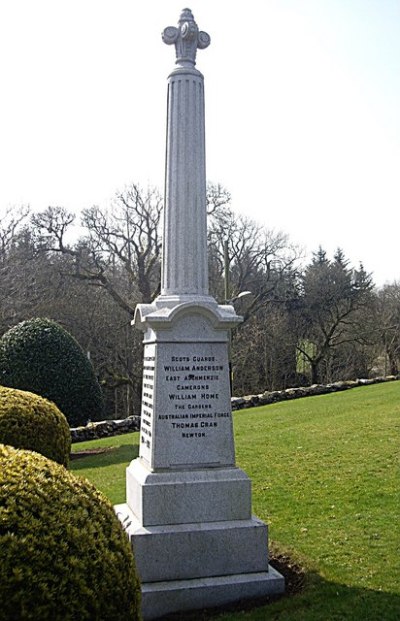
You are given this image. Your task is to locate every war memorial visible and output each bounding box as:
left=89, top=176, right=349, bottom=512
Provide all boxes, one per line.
left=115, top=9, right=284, bottom=619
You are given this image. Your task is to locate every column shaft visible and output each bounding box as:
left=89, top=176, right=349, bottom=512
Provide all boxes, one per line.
left=161, top=68, right=208, bottom=296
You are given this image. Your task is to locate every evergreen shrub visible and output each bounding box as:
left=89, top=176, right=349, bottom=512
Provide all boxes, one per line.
left=0, top=385, right=71, bottom=466
left=0, top=318, right=104, bottom=427
left=0, top=444, right=141, bottom=621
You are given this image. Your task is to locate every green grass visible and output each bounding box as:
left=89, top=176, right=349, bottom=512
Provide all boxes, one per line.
left=70, top=433, right=139, bottom=504
left=71, top=381, right=400, bottom=620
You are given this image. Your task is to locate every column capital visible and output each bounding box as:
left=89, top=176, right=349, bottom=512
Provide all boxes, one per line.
left=162, top=8, right=210, bottom=68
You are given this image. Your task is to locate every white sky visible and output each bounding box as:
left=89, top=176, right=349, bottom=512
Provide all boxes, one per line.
left=1, top=0, right=399, bottom=286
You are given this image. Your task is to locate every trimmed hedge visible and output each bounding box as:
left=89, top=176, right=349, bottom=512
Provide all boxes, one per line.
left=0, top=444, right=141, bottom=621
left=0, top=386, right=71, bottom=467
left=0, top=318, right=104, bottom=427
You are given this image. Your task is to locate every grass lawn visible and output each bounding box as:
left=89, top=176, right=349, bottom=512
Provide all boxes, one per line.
left=71, top=381, right=400, bottom=620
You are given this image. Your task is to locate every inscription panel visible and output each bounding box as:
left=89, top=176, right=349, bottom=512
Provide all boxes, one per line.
left=139, top=340, right=235, bottom=470
left=139, top=344, right=156, bottom=464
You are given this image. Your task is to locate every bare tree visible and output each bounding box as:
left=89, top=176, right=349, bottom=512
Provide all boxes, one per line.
left=82, top=184, right=163, bottom=304
left=377, top=282, right=400, bottom=375
left=208, top=200, right=302, bottom=319
left=0, top=206, right=30, bottom=262
left=0, top=207, right=49, bottom=332
left=232, top=305, right=298, bottom=394
left=206, top=182, right=231, bottom=216
left=31, top=183, right=163, bottom=314
left=28, top=185, right=163, bottom=416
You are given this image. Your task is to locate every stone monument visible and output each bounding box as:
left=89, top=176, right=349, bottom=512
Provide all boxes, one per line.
left=115, top=9, right=284, bottom=619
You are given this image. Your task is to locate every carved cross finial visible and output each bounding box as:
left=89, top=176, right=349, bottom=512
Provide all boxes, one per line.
left=162, top=8, right=210, bottom=68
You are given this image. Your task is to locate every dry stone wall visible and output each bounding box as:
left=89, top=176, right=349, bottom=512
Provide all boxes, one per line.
left=71, top=416, right=140, bottom=443
left=70, top=376, right=398, bottom=443
left=231, top=375, right=398, bottom=411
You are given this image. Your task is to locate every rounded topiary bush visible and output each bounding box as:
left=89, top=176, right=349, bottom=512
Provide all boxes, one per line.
left=0, top=444, right=141, bottom=621
left=0, top=386, right=71, bottom=467
left=0, top=318, right=104, bottom=427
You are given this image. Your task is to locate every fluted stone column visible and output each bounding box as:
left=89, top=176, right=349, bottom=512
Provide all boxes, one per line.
left=161, top=9, right=210, bottom=297
left=162, top=70, right=207, bottom=294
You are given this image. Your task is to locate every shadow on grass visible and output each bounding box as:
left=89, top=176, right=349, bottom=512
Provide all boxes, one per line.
left=70, top=444, right=139, bottom=471
left=262, top=572, right=400, bottom=621
left=155, top=567, right=400, bottom=621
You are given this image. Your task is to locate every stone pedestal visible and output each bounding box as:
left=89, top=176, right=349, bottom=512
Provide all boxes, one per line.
left=115, top=300, right=284, bottom=619
left=115, top=9, right=284, bottom=619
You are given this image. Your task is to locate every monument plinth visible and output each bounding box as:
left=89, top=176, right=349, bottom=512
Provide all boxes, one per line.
left=115, top=9, right=284, bottom=619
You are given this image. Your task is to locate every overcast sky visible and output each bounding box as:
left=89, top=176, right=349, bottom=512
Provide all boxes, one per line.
left=1, top=0, right=399, bottom=286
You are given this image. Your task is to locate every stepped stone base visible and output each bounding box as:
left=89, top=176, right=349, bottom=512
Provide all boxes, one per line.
left=115, top=502, right=285, bottom=620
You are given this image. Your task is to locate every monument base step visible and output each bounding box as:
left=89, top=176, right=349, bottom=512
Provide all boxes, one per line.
left=115, top=503, right=270, bottom=582
left=140, top=568, right=285, bottom=620
left=126, top=458, right=252, bottom=525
